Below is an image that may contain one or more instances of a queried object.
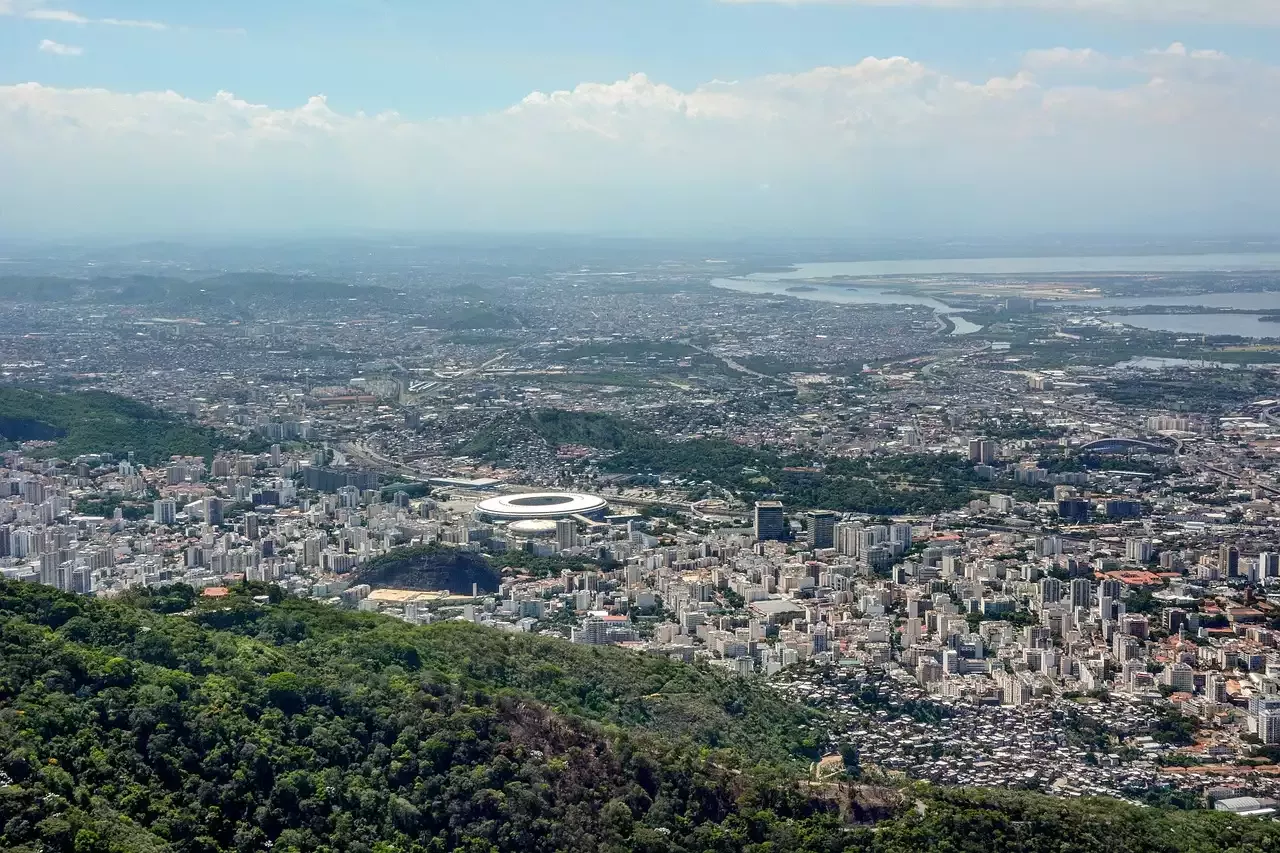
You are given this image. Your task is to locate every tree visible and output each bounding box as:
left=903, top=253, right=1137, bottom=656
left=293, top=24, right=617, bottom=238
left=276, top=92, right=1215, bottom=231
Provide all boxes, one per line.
left=840, top=744, right=862, bottom=779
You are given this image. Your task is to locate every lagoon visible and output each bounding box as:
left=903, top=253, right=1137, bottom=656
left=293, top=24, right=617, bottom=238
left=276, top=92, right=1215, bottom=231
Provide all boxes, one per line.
left=1115, top=314, right=1280, bottom=338
left=710, top=276, right=982, bottom=335
left=766, top=253, right=1280, bottom=279
left=1079, top=292, right=1280, bottom=311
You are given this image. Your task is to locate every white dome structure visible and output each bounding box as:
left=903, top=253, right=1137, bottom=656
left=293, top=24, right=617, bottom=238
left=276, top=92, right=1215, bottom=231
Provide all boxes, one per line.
left=507, top=519, right=559, bottom=538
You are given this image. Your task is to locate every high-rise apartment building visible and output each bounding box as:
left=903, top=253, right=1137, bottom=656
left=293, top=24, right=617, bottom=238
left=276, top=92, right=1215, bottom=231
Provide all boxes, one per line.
left=153, top=499, right=177, bottom=525
left=1125, top=538, right=1154, bottom=563
left=204, top=497, right=224, bottom=527
left=555, top=518, right=577, bottom=552
left=968, top=438, right=996, bottom=465
left=1219, top=544, right=1240, bottom=578
left=1037, top=577, right=1062, bottom=607
left=1069, top=578, right=1092, bottom=610
left=834, top=521, right=861, bottom=557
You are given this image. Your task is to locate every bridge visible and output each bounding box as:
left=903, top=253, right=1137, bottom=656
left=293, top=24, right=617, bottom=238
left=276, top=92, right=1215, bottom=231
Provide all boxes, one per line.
left=1079, top=437, right=1173, bottom=454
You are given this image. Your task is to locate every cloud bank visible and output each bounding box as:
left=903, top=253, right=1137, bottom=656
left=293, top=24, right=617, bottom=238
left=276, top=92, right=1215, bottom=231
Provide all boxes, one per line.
left=1, top=45, right=1276, bottom=236
left=717, top=0, right=1280, bottom=26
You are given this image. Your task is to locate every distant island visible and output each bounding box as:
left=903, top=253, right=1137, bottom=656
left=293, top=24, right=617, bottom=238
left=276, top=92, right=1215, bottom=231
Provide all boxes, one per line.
left=785, top=285, right=818, bottom=293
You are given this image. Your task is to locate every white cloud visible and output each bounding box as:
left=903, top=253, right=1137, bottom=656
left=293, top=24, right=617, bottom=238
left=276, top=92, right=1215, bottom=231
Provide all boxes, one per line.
left=26, top=8, right=88, bottom=23
left=99, top=17, right=167, bottom=29
left=5, top=3, right=169, bottom=29
left=717, top=0, right=1280, bottom=25
left=1, top=45, right=1277, bottom=236
left=37, top=38, right=82, bottom=55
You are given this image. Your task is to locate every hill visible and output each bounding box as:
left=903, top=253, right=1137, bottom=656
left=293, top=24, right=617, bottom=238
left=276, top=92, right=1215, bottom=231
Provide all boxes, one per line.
left=0, top=387, right=262, bottom=464
left=355, top=543, right=502, bottom=594
left=458, top=408, right=981, bottom=514
left=2, top=581, right=1280, bottom=853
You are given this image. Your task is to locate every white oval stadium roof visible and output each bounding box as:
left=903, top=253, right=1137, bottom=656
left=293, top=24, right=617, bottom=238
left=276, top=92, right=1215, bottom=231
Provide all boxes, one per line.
left=475, top=492, right=608, bottom=520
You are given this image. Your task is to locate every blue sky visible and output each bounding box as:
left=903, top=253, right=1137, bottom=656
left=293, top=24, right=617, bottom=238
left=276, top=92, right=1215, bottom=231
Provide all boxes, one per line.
left=1, top=0, right=1278, bottom=237
left=3, top=0, right=1276, bottom=115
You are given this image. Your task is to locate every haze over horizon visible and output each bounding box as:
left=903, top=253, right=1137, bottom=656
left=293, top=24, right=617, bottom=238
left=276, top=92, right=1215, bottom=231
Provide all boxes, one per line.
left=2, top=0, right=1278, bottom=239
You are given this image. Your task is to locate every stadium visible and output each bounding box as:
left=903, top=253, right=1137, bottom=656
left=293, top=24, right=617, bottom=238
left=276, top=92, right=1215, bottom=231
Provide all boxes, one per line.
left=474, top=492, right=609, bottom=523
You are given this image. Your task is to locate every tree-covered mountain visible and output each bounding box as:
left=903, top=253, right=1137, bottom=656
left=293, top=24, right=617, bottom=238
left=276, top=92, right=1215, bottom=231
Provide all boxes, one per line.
left=355, top=544, right=503, bottom=595
left=0, top=387, right=263, bottom=464
left=2, top=581, right=1279, bottom=853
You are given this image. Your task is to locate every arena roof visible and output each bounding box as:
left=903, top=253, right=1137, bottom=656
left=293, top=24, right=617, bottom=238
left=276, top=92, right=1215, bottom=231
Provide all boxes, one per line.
left=475, top=492, right=608, bottom=521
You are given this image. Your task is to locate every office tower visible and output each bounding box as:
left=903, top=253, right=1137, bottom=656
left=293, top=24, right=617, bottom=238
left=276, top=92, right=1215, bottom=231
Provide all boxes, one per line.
left=1056, top=498, right=1090, bottom=524
left=204, top=497, right=224, bottom=527
left=0, top=525, right=10, bottom=558
left=1104, top=500, right=1142, bottom=519
left=153, top=499, right=177, bottom=525
left=753, top=501, right=786, bottom=541
left=555, top=518, right=577, bottom=552
left=244, top=512, right=260, bottom=541
left=1069, top=578, right=1092, bottom=610
left=889, top=523, right=913, bottom=548
left=1219, top=544, right=1240, bottom=578
left=1037, top=577, right=1062, bottom=607
left=805, top=510, right=837, bottom=550
left=968, top=438, right=996, bottom=465
left=1100, top=578, right=1123, bottom=600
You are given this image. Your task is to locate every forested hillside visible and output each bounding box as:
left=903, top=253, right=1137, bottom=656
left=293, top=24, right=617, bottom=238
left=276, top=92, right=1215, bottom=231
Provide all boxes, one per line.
left=2, top=581, right=1279, bottom=853
left=455, top=408, right=983, bottom=514
left=0, top=387, right=262, bottom=463
left=355, top=543, right=503, bottom=594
